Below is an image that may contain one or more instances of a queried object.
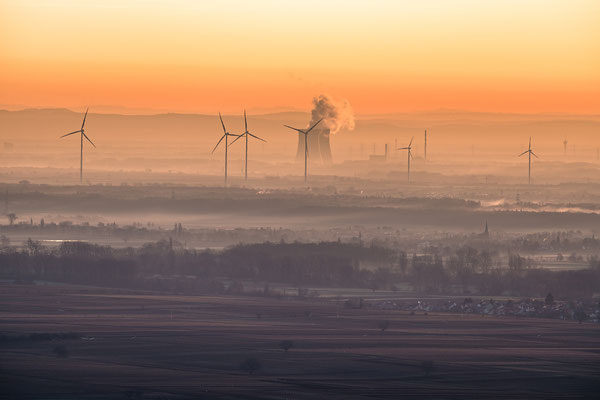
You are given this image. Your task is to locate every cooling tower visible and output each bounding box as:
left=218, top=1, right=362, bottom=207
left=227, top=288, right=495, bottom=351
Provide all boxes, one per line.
left=295, top=127, right=332, bottom=164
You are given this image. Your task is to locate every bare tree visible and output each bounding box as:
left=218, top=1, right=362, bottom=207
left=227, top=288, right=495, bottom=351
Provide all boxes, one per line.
left=279, top=340, right=294, bottom=352
left=422, top=360, right=435, bottom=376
left=378, top=320, right=390, bottom=333
left=6, top=213, right=17, bottom=226
left=52, top=345, right=69, bottom=358
left=26, top=238, right=43, bottom=255
left=0, top=235, right=9, bottom=247
left=240, top=357, right=261, bottom=375
left=574, top=309, right=587, bottom=324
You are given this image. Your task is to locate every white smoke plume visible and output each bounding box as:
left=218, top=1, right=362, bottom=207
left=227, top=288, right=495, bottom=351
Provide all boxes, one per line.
left=309, top=94, right=355, bottom=135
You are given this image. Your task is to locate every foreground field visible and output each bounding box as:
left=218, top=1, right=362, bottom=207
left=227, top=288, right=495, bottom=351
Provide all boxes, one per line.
left=1, top=283, right=599, bottom=399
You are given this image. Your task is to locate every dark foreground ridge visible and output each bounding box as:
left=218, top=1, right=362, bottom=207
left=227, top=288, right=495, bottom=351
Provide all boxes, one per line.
left=1, top=283, right=598, bottom=399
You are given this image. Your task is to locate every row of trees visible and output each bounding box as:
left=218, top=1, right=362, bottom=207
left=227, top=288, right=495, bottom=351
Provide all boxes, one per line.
left=0, top=219, right=334, bottom=247
left=0, top=239, right=598, bottom=299
left=3, top=218, right=600, bottom=254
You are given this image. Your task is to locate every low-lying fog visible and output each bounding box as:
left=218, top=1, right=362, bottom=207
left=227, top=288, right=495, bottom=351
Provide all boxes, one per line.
left=1, top=107, right=599, bottom=273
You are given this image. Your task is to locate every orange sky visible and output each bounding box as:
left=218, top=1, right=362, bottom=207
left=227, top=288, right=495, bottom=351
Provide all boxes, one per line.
left=1, top=0, right=599, bottom=114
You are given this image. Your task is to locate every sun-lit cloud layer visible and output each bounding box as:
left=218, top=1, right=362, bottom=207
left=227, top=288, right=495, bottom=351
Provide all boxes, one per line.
left=1, top=0, right=599, bottom=114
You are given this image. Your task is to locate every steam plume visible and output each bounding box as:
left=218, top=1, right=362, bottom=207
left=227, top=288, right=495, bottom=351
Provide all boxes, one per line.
left=309, top=94, right=355, bottom=135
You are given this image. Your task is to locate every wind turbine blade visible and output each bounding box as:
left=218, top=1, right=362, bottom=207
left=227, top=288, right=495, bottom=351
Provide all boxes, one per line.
left=82, top=132, right=96, bottom=148
left=248, top=133, right=266, bottom=142
left=244, top=109, right=248, bottom=132
left=81, top=108, right=88, bottom=130
left=409, top=150, right=413, bottom=159
left=60, top=130, right=81, bottom=138
left=218, top=112, right=227, bottom=134
left=529, top=136, right=531, bottom=149
left=284, top=125, right=304, bottom=133
left=518, top=150, right=528, bottom=157
left=408, top=136, right=414, bottom=147
left=305, top=118, right=323, bottom=135
left=229, top=133, right=244, bottom=146
left=211, top=134, right=225, bottom=153
left=397, top=147, right=409, bottom=150
left=531, top=151, right=539, bottom=158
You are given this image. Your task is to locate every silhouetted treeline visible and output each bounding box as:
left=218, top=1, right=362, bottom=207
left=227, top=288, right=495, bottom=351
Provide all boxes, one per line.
left=4, top=219, right=600, bottom=257
left=1, top=183, right=480, bottom=216
left=506, top=231, right=600, bottom=252
left=3, top=241, right=137, bottom=287
left=0, top=221, right=360, bottom=247
left=0, top=239, right=598, bottom=299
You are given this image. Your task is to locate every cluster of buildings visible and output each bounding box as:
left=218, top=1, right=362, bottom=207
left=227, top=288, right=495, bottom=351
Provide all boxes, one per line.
left=373, top=297, right=599, bottom=323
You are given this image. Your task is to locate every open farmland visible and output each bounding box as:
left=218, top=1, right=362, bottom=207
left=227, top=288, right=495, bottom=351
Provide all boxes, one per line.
left=1, top=283, right=598, bottom=399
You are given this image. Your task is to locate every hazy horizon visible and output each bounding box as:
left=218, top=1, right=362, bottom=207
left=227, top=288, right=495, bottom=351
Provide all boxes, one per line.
left=3, top=104, right=600, bottom=117
left=1, top=2, right=599, bottom=399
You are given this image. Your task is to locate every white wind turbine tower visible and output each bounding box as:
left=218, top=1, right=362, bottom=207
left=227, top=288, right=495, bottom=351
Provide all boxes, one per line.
left=60, top=108, right=96, bottom=183
left=229, top=110, right=266, bottom=180
left=398, top=136, right=414, bottom=182
left=212, top=113, right=240, bottom=184
left=519, top=136, right=538, bottom=184
left=283, top=119, right=322, bottom=182
left=424, top=130, right=427, bottom=161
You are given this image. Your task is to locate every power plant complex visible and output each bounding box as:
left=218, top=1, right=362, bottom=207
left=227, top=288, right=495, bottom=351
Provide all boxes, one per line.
left=295, top=125, right=333, bottom=164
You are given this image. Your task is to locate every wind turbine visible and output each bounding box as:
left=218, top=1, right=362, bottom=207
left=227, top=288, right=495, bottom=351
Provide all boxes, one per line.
left=60, top=107, right=95, bottom=183
left=424, top=130, right=427, bottom=161
left=229, top=110, right=266, bottom=180
left=398, top=136, right=414, bottom=182
left=212, top=113, right=240, bottom=184
left=519, top=137, right=538, bottom=184
left=284, top=119, right=323, bottom=181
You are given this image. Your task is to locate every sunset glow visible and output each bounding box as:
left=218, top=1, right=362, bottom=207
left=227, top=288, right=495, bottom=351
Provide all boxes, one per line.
left=1, top=0, right=599, bottom=114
